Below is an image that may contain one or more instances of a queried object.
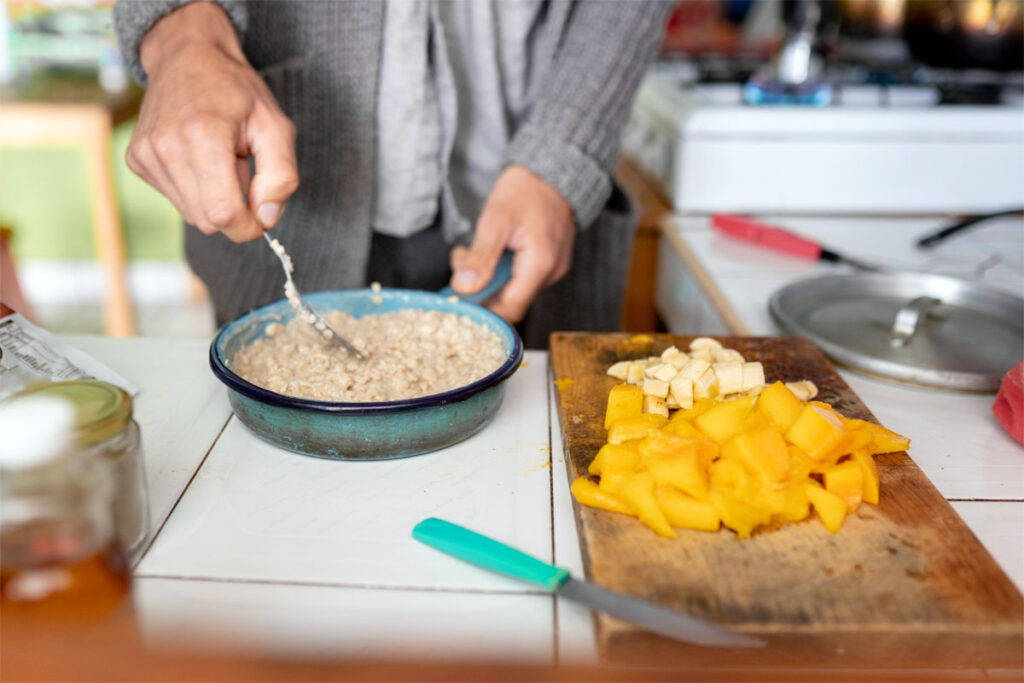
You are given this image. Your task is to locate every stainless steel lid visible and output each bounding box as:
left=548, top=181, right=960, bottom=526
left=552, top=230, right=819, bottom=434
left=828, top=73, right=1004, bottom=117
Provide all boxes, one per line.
left=769, top=273, right=1024, bottom=391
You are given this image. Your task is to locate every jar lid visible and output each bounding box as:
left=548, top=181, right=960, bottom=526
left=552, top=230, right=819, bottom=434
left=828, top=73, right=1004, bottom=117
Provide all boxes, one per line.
left=0, top=396, right=76, bottom=469
left=14, top=381, right=132, bottom=445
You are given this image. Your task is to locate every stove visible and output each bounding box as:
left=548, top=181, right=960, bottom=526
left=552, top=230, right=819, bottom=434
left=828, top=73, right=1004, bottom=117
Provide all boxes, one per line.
left=622, top=60, right=1024, bottom=214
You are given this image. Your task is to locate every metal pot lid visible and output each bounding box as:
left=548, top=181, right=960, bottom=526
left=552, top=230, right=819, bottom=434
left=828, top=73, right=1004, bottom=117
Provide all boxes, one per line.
left=769, top=272, right=1024, bottom=391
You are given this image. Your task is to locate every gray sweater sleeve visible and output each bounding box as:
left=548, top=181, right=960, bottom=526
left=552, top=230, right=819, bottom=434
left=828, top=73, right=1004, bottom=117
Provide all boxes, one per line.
left=113, top=0, right=248, bottom=85
left=503, top=1, right=671, bottom=229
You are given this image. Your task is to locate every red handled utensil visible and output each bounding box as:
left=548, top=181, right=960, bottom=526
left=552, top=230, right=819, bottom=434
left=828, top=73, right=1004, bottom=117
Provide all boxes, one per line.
left=711, top=214, right=883, bottom=271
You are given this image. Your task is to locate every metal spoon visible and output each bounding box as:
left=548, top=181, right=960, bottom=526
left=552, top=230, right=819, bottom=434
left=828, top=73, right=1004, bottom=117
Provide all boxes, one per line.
left=263, top=233, right=366, bottom=359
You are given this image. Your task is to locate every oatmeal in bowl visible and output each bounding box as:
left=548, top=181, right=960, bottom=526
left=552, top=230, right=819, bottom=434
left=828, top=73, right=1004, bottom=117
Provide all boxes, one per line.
left=210, top=287, right=523, bottom=460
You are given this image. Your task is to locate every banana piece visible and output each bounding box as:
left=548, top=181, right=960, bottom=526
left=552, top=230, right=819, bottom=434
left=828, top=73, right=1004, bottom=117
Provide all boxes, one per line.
left=712, top=360, right=744, bottom=395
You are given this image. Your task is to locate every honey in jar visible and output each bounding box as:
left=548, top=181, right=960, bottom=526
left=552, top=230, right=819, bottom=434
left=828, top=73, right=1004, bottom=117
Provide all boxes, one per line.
left=0, top=395, right=134, bottom=648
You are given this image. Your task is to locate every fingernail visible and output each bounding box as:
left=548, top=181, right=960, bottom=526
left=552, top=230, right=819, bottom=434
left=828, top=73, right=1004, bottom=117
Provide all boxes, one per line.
left=257, top=202, right=282, bottom=228
left=453, top=270, right=477, bottom=290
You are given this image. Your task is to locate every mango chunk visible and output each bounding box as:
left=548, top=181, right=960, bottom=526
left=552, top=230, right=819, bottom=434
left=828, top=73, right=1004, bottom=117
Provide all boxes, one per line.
left=588, top=442, right=641, bottom=476
left=571, top=477, right=633, bottom=515
left=657, top=486, right=720, bottom=531
left=803, top=480, right=847, bottom=534
left=786, top=404, right=846, bottom=460
left=722, top=422, right=791, bottom=484
left=607, top=413, right=668, bottom=444
left=756, top=381, right=804, bottom=432
left=758, top=484, right=810, bottom=524
left=604, top=384, right=644, bottom=429
left=710, top=489, right=771, bottom=539
left=851, top=448, right=880, bottom=505
left=663, top=412, right=704, bottom=440
left=694, top=395, right=758, bottom=443
left=621, top=472, right=677, bottom=538
left=823, top=460, right=864, bottom=513
left=677, top=398, right=715, bottom=421
left=644, top=446, right=709, bottom=501
left=844, top=419, right=911, bottom=454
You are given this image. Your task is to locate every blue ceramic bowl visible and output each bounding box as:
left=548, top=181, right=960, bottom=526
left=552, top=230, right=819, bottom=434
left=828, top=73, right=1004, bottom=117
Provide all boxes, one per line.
left=210, top=289, right=523, bottom=460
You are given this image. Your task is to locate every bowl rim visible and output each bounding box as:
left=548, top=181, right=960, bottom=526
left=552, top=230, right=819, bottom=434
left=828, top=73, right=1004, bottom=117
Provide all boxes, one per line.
left=209, top=288, right=524, bottom=415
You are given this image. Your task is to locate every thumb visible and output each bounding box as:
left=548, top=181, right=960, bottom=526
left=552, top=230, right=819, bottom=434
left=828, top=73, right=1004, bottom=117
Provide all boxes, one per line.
left=246, top=109, right=299, bottom=229
left=450, top=208, right=513, bottom=295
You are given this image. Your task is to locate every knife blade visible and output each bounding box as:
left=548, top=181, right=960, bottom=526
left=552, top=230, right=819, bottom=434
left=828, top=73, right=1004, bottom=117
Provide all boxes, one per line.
left=412, top=517, right=763, bottom=649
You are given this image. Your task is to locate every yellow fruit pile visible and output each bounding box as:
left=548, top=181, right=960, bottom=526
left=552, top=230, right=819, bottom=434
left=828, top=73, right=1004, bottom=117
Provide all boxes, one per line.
left=571, top=379, right=910, bottom=538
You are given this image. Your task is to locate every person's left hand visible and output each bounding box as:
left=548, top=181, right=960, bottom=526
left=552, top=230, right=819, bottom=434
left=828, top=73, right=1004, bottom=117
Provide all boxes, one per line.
left=449, top=164, right=575, bottom=323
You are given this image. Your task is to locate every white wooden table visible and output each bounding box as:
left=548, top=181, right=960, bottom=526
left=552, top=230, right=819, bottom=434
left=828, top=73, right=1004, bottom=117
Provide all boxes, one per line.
left=64, top=333, right=1022, bottom=677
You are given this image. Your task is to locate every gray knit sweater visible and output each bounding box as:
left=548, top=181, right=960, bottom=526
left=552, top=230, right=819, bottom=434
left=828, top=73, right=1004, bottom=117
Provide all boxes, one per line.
left=114, top=0, right=670, bottom=347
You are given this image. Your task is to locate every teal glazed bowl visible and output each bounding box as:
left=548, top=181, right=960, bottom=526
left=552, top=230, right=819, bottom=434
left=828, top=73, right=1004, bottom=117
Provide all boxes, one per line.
left=210, top=289, right=523, bottom=460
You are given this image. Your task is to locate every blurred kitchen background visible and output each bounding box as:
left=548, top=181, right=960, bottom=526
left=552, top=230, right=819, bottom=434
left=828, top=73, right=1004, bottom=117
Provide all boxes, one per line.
left=1, top=0, right=1022, bottom=338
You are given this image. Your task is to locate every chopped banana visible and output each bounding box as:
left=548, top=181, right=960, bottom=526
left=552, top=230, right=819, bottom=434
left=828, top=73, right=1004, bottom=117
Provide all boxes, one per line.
left=713, top=348, right=744, bottom=363
left=689, top=348, right=715, bottom=363
left=661, top=345, right=682, bottom=360
left=693, top=367, right=718, bottom=399
left=644, top=395, right=669, bottom=418
left=606, top=360, right=631, bottom=381
left=643, top=377, right=670, bottom=399
left=646, top=363, right=679, bottom=383
left=677, top=358, right=711, bottom=383
left=665, top=392, right=681, bottom=409
left=626, top=362, right=645, bottom=385
left=669, top=375, right=694, bottom=410
left=741, top=362, right=766, bottom=391
left=786, top=380, right=818, bottom=401
left=689, top=337, right=723, bottom=352
left=712, top=360, right=744, bottom=395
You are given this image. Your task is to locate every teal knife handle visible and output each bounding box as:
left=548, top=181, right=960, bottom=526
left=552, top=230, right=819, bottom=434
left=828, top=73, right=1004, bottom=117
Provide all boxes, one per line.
left=437, top=251, right=513, bottom=305
left=413, top=518, right=569, bottom=592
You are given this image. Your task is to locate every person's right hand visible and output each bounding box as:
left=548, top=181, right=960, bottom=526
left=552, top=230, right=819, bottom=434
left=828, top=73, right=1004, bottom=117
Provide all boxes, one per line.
left=127, top=2, right=298, bottom=242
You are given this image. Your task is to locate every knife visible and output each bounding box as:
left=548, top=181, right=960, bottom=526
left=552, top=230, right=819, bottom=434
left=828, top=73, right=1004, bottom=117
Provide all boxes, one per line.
left=711, top=214, right=883, bottom=272
left=412, top=517, right=763, bottom=648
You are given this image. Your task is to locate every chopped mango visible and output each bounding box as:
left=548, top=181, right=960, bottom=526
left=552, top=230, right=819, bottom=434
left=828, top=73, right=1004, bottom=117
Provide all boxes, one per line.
left=656, top=486, right=720, bottom=531
left=644, top=447, right=709, bottom=501
left=786, top=445, right=815, bottom=483
left=607, top=413, right=668, bottom=444
left=758, top=484, right=810, bottom=524
left=722, top=422, right=791, bottom=484
left=823, top=460, right=865, bottom=512
left=694, top=395, right=758, bottom=443
left=663, top=412, right=704, bottom=440
left=621, top=472, right=676, bottom=538
left=756, top=381, right=804, bottom=431
left=578, top=349, right=911, bottom=540
left=785, top=404, right=846, bottom=460
left=710, top=489, right=771, bottom=539
left=708, top=456, right=755, bottom=498
left=588, top=442, right=642, bottom=476
left=571, top=478, right=633, bottom=515
left=604, top=384, right=644, bottom=429
left=844, top=419, right=911, bottom=454
left=851, top=448, right=880, bottom=505
left=803, top=480, right=848, bottom=534
left=677, top=398, right=715, bottom=421
left=598, top=469, right=631, bottom=497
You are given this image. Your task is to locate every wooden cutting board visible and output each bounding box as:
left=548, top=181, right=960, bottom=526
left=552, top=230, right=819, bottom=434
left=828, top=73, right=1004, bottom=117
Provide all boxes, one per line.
left=550, top=333, right=1023, bottom=670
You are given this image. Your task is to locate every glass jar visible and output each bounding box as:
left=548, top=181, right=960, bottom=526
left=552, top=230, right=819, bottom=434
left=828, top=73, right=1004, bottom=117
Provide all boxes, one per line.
left=12, top=381, right=150, bottom=558
left=0, top=396, right=133, bottom=636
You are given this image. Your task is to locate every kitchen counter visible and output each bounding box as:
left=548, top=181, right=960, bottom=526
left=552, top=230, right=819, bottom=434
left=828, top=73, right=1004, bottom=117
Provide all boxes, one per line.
left=656, top=214, right=1024, bottom=595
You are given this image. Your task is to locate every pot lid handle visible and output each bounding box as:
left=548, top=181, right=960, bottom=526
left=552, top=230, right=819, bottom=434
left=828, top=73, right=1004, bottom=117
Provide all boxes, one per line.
left=890, top=296, right=941, bottom=348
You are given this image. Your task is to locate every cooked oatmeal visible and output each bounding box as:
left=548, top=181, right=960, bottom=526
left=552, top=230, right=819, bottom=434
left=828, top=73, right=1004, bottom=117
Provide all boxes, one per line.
left=231, top=309, right=508, bottom=402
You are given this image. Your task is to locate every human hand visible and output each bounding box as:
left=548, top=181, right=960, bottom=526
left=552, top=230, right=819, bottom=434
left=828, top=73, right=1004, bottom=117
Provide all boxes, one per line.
left=127, top=2, right=298, bottom=242
left=449, top=165, right=575, bottom=323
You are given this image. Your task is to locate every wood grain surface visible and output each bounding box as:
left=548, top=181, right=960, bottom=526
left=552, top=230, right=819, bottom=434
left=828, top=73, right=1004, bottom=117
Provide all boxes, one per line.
left=550, top=333, right=1023, bottom=671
